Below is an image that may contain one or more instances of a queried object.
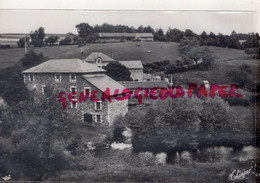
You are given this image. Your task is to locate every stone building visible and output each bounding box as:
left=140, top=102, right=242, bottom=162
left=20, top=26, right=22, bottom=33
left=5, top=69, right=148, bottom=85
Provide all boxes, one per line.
left=96, top=33, right=154, bottom=42
left=84, top=52, right=116, bottom=67
left=118, top=60, right=144, bottom=81
left=85, top=52, right=144, bottom=81
left=22, top=58, right=128, bottom=127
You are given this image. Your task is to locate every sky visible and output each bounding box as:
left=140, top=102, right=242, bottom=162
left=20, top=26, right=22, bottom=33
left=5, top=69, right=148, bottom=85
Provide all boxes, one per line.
left=0, top=0, right=259, bottom=35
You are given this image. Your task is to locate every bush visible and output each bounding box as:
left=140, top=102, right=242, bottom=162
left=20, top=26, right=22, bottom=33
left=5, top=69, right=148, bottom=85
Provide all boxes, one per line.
left=20, top=50, right=46, bottom=68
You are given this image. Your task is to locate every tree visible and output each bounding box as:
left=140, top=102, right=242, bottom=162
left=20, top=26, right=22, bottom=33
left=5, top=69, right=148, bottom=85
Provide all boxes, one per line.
left=20, top=50, right=46, bottom=68
left=186, top=47, right=215, bottom=68
left=45, top=35, right=59, bottom=45
left=103, top=62, right=133, bottom=81
left=17, top=36, right=29, bottom=48
left=75, top=23, right=94, bottom=38
left=0, top=65, right=29, bottom=105
left=30, top=27, right=45, bottom=47
left=184, top=29, right=196, bottom=37
left=137, top=25, right=144, bottom=33
left=165, top=28, right=184, bottom=42
left=143, top=26, right=155, bottom=34
left=179, top=36, right=200, bottom=54
left=0, top=87, right=74, bottom=179
left=154, top=28, right=166, bottom=41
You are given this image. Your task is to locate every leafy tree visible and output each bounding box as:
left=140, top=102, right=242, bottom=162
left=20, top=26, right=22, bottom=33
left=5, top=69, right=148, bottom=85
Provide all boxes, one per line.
left=154, top=28, right=166, bottom=41
left=103, top=62, right=132, bottom=81
left=186, top=47, right=215, bottom=68
left=75, top=23, right=94, bottom=38
left=30, top=27, right=45, bottom=47
left=143, top=26, right=155, bottom=34
left=0, top=87, right=74, bottom=179
left=45, top=35, right=59, bottom=45
left=0, top=65, right=29, bottom=105
left=17, top=36, right=29, bottom=48
left=179, top=36, right=200, bottom=53
left=20, top=50, right=46, bottom=68
left=165, top=28, right=184, bottom=42
left=184, top=29, right=196, bottom=37
left=242, top=33, right=259, bottom=48
left=137, top=25, right=144, bottom=33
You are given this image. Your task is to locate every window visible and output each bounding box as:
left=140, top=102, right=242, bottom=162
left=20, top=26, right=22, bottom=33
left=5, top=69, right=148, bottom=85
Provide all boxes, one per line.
left=70, top=86, right=77, bottom=108
left=55, top=74, right=61, bottom=82
left=83, top=87, right=91, bottom=96
left=96, top=57, right=102, bottom=64
left=28, top=74, right=34, bottom=82
left=70, top=74, right=77, bottom=83
left=23, top=74, right=26, bottom=83
left=95, top=101, right=102, bottom=110
left=42, top=85, right=46, bottom=94
left=84, top=113, right=93, bottom=123
left=96, top=114, right=102, bottom=123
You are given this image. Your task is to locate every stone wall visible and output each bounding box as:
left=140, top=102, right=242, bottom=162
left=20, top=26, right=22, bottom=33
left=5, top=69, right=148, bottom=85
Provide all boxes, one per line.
left=130, top=69, right=144, bottom=81
left=23, top=73, right=128, bottom=127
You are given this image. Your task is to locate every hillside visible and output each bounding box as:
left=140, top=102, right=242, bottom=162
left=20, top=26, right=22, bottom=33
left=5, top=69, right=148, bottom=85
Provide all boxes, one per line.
left=0, top=41, right=250, bottom=69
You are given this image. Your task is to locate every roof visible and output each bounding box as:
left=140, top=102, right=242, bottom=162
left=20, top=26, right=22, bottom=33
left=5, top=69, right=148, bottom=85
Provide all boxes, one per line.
left=85, top=52, right=116, bottom=62
left=98, top=33, right=154, bottom=38
left=22, top=59, right=105, bottom=74
left=120, top=81, right=169, bottom=90
left=118, top=60, right=143, bottom=69
left=82, top=75, right=126, bottom=94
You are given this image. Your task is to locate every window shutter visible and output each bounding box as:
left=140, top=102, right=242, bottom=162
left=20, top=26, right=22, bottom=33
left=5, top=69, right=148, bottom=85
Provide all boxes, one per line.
left=93, top=115, right=97, bottom=123
left=69, top=75, right=71, bottom=82
left=100, top=115, right=103, bottom=123
left=100, top=102, right=103, bottom=110
left=94, top=102, right=97, bottom=110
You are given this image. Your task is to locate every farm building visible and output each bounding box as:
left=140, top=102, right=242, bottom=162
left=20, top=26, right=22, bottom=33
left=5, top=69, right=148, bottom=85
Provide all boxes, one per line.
left=118, top=60, right=144, bottom=81
left=85, top=52, right=116, bottom=67
left=22, top=58, right=128, bottom=127
left=85, top=52, right=145, bottom=81
left=96, top=33, right=154, bottom=42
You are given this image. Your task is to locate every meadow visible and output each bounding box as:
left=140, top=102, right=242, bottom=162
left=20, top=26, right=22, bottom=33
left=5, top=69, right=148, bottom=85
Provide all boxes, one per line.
left=0, top=41, right=250, bottom=69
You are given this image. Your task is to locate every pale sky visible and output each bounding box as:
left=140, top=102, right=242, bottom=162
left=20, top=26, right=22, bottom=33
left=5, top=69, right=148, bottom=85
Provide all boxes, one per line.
left=0, top=0, right=259, bottom=35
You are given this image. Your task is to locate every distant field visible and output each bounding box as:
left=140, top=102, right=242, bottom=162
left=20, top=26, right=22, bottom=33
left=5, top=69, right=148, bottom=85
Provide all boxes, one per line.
left=0, top=41, right=251, bottom=69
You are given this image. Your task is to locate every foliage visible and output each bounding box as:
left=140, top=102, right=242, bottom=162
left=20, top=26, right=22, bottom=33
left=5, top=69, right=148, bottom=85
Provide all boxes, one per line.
left=60, top=33, right=79, bottom=45
left=0, top=65, right=29, bottom=105
left=20, top=50, right=46, bottom=68
left=178, top=36, right=200, bottom=54
left=17, top=36, right=29, bottom=48
left=165, top=28, right=184, bottom=42
left=227, top=64, right=255, bottom=92
left=143, top=60, right=170, bottom=73
left=103, top=62, right=132, bottom=81
left=30, top=27, right=45, bottom=47
left=45, top=36, right=59, bottom=45
left=165, top=55, right=195, bottom=74
left=186, top=47, right=215, bottom=69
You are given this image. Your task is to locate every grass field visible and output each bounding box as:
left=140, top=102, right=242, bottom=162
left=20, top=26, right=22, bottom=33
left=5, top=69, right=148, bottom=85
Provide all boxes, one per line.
left=0, top=41, right=250, bottom=69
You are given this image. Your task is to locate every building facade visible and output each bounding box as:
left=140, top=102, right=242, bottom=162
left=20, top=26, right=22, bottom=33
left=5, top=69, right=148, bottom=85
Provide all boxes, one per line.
left=85, top=52, right=144, bottom=81
left=22, top=59, right=128, bottom=127
left=96, top=33, right=154, bottom=42
left=118, top=60, right=144, bottom=81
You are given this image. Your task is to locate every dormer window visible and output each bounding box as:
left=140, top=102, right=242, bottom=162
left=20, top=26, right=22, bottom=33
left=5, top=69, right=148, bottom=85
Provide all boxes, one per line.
left=70, top=74, right=77, bottom=83
left=55, top=74, right=61, bottom=82
left=96, top=57, right=102, bottom=64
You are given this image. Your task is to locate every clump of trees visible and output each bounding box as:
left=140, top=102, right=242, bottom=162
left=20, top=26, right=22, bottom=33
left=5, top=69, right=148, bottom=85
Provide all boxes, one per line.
left=30, top=27, right=46, bottom=47
left=122, top=96, right=253, bottom=155
left=17, top=36, right=29, bottom=48
left=20, top=50, right=46, bottom=68
left=45, top=35, right=59, bottom=46
left=103, top=62, right=132, bottom=81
